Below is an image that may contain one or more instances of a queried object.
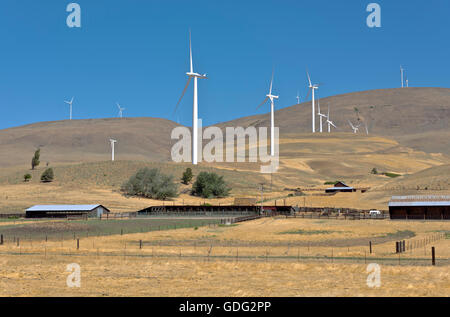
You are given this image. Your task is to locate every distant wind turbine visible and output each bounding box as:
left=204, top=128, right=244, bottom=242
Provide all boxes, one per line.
left=109, top=139, right=117, bottom=161
left=257, top=70, right=278, bottom=157
left=174, top=30, right=207, bottom=165
left=326, top=105, right=337, bottom=133
left=400, top=65, right=404, bottom=88
left=317, top=98, right=327, bottom=133
left=296, top=91, right=300, bottom=104
left=117, top=103, right=125, bottom=118
left=348, top=120, right=360, bottom=134
left=306, top=70, right=320, bottom=133
left=363, top=121, right=369, bottom=135
left=64, top=97, right=74, bottom=120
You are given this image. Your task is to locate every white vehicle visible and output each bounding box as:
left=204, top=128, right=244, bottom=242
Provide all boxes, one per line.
left=369, top=210, right=382, bottom=218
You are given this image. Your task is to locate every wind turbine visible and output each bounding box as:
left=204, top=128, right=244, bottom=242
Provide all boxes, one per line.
left=326, top=105, right=337, bottom=133
left=117, top=103, right=125, bottom=118
left=296, top=91, right=300, bottom=104
left=348, top=120, right=360, bottom=134
left=109, top=139, right=117, bottom=161
left=317, top=98, right=327, bottom=133
left=257, top=71, right=278, bottom=157
left=64, top=97, right=74, bottom=120
left=363, top=121, right=369, bottom=135
left=400, top=65, right=404, bottom=88
left=174, top=30, right=207, bottom=165
left=306, top=71, right=320, bottom=133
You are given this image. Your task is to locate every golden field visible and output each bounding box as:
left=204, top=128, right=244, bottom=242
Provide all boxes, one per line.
left=0, top=218, right=448, bottom=296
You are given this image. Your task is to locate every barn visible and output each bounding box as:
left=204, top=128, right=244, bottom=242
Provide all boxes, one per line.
left=325, top=181, right=356, bottom=193
left=26, top=204, right=110, bottom=218
left=389, top=195, right=450, bottom=220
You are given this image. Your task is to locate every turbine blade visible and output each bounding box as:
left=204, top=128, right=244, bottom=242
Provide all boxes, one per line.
left=256, top=96, right=269, bottom=110
left=174, top=77, right=192, bottom=114
left=269, top=70, right=274, bottom=95
left=189, top=30, right=193, bottom=73
left=305, top=88, right=311, bottom=101
left=306, top=69, right=312, bottom=87
left=348, top=120, right=354, bottom=129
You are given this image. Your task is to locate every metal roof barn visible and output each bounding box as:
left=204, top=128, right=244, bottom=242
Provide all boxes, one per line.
left=388, top=196, right=450, bottom=220
left=26, top=204, right=110, bottom=218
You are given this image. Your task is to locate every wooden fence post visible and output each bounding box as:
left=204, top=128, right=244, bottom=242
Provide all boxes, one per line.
left=0, top=234, right=3, bottom=245
left=17, top=238, right=19, bottom=247
left=431, top=247, right=435, bottom=266
left=77, top=239, right=79, bottom=250
left=139, top=240, right=142, bottom=249
left=369, top=241, right=372, bottom=254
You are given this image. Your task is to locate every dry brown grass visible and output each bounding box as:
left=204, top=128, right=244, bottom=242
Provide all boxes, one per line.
left=0, top=218, right=448, bottom=296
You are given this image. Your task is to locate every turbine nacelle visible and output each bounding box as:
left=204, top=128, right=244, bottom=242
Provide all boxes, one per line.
left=186, top=72, right=207, bottom=79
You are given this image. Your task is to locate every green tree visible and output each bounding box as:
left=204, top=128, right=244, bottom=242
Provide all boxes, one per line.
left=371, top=168, right=378, bottom=175
left=23, top=174, right=32, bottom=182
left=181, top=167, right=193, bottom=185
left=31, top=148, right=40, bottom=170
left=121, top=168, right=178, bottom=200
left=191, top=172, right=231, bottom=198
left=40, top=168, right=54, bottom=183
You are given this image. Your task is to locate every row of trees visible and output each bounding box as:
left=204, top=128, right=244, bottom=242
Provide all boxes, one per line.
left=121, top=167, right=230, bottom=200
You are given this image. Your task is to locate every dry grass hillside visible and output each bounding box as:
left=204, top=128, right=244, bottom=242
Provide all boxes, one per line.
left=0, top=117, right=180, bottom=169
left=217, top=87, right=450, bottom=154
left=0, top=88, right=449, bottom=212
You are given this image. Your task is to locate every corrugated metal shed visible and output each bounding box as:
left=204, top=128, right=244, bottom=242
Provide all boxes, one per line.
left=326, top=187, right=355, bottom=191
left=389, top=195, right=450, bottom=207
left=26, top=205, right=105, bottom=212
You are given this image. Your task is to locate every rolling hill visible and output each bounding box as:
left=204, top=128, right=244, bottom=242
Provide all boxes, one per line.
left=217, top=87, right=450, bottom=154
left=0, top=87, right=449, bottom=212
left=0, top=87, right=448, bottom=171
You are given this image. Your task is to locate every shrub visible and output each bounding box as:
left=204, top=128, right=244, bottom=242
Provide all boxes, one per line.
left=324, top=181, right=340, bottom=185
left=121, top=168, right=178, bottom=200
left=40, top=168, right=54, bottom=182
left=371, top=168, right=378, bottom=175
left=191, top=172, right=230, bottom=198
left=31, top=148, right=40, bottom=170
left=382, top=172, right=401, bottom=178
left=23, top=174, right=32, bottom=182
left=181, top=167, right=193, bottom=185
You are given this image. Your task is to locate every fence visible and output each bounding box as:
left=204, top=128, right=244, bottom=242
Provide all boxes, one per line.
left=291, top=212, right=388, bottom=220
left=395, top=232, right=446, bottom=254
left=0, top=213, right=23, bottom=219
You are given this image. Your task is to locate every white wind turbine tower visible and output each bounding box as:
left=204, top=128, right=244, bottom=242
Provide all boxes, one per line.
left=174, top=30, right=207, bottom=165
left=296, top=91, right=300, bottom=104
left=348, top=120, right=360, bottom=134
left=306, top=71, right=320, bottom=133
left=317, top=98, right=327, bottom=133
left=326, top=105, right=337, bottom=133
left=117, top=103, right=125, bottom=118
left=400, top=65, right=404, bottom=88
left=64, top=97, right=74, bottom=120
left=109, top=139, right=117, bottom=161
left=257, top=71, right=278, bottom=157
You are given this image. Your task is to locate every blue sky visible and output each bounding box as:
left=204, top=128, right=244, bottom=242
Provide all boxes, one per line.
left=0, top=0, right=448, bottom=129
